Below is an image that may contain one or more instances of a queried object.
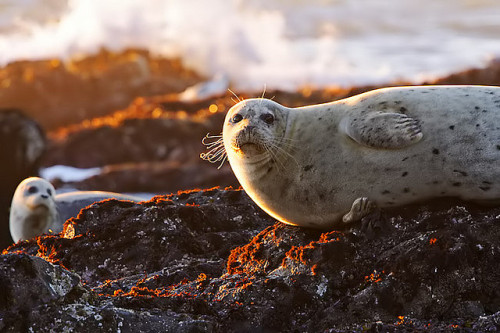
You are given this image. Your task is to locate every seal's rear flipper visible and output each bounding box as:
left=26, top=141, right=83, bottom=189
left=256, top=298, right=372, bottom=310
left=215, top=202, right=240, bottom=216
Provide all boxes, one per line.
left=340, top=112, right=423, bottom=149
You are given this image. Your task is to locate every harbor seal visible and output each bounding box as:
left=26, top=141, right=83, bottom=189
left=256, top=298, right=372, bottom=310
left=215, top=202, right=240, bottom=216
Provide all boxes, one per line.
left=207, top=85, right=500, bottom=228
left=9, top=177, right=142, bottom=242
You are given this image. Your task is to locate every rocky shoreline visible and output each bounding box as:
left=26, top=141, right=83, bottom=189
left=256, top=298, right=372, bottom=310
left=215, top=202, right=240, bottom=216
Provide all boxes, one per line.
left=2, top=188, right=500, bottom=331
left=1, top=51, right=500, bottom=331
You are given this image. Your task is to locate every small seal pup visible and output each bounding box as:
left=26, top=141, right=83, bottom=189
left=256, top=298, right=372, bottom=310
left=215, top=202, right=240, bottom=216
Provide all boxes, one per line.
left=9, top=177, right=142, bottom=242
left=203, top=85, right=500, bottom=228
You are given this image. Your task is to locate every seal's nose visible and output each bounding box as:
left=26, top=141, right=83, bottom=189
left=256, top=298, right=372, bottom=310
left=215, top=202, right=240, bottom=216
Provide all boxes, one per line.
left=246, top=126, right=255, bottom=133
left=41, top=194, right=48, bottom=199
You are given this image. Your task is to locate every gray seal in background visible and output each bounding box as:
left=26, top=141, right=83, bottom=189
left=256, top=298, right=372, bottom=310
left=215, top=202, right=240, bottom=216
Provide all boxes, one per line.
left=9, top=177, right=142, bottom=243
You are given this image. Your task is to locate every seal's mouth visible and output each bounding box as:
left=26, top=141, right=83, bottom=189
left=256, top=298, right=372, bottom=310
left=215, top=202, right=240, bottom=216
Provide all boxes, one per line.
left=232, top=139, right=265, bottom=154
left=239, top=142, right=262, bottom=154
left=27, top=203, right=49, bottom=212
left=231, top=128, right=267, bottom=155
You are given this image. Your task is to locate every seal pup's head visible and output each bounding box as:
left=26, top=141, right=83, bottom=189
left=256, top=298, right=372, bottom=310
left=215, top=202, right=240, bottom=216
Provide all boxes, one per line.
left=222, top=98, right=289, bottom=162
left=9, top=177, right=59, bottom=243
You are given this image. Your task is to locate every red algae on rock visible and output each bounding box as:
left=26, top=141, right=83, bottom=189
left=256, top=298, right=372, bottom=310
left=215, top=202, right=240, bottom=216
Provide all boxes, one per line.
left=2, top=184, right=500, bottom=331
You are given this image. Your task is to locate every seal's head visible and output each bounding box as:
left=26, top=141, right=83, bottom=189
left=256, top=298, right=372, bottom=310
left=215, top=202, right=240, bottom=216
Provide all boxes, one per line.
left=9, top=177, right=58, bottom=243
left=222, top=98, right=289, bottom=161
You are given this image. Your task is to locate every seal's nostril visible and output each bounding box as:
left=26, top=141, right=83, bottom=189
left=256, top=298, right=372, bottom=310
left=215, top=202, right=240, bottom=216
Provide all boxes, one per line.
left=41, top=194, right=48, bottom=199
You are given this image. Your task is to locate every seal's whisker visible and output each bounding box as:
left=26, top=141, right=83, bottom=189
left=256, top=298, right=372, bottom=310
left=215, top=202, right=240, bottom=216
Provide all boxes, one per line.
left=228, top=88, right=242, bottom=104
left=204, top=133, right=223, bottom=138
left=259, top=84, right=267, bottom=106
left=206, top=146, right=226, bottom=160
left=204, top=133, right=223, bottom=139
left=277, top=144, right=299, bottom=163
left=204, top=139, right=224, bottom=150
left=202, top=133, right=223, bottom=145
left=200, top=132, right=228, bottom=168
left=205, top=143, right=221, bottom=151
left=267, top=139, right=299, bottom=167
left=277, top=141, right=299, bottom=155
left=216, top=154, right=228, bottom=169
left=271, top=147, right=290, bottom=171
left=202, top=133, right=225, bottom=151
left=269, top=137, right=297, bottom=152
left=200, top=145, right=227, bottom=164
left=264, top=142, right=286, bottom=172
left=265, top=138, right=292, bottom=171
left=202, top=140, right=225, bottom=156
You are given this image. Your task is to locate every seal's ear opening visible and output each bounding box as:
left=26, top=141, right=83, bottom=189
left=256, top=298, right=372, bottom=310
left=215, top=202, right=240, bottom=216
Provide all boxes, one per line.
left=200, top=133, right=227, bottom=169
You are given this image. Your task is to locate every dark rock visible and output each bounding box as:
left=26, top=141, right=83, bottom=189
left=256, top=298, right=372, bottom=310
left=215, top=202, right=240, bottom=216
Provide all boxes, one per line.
left=46, top=116, right=211, bottom=168
left=0, top=109, right=45, bottom=249
left=2, top=188, right=500, bottom=331
left=0, top=254, right=217, bottom=332
left=6, top=188, right=274, bottom=289
left=0, top=253, right=87, bottom=331
left=0, top=49, right=202, bottom=130
left=43, top=98, right=240, bottom=193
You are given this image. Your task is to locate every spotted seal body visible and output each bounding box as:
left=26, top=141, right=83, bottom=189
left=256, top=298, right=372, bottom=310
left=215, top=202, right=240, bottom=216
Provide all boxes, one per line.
left=9, top=177, right=142, bottom=242
left=221, top=85, right=500, bottom=228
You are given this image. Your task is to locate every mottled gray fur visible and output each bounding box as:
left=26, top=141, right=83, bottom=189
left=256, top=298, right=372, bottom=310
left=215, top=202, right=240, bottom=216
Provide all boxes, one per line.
left=223, top=86, right=500, bottom=228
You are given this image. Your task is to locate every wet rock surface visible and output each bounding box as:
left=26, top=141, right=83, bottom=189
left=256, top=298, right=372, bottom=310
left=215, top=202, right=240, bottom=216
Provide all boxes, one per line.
left=2, top=188, right=500, bottom=332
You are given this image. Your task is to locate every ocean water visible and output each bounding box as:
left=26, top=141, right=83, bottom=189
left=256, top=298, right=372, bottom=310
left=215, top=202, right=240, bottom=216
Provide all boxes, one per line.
left=0, top=0, right=500, bottom=90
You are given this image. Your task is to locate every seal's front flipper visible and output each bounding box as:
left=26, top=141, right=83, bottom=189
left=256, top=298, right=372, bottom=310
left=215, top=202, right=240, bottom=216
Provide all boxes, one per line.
left=340, top=112, right=423, bottom=149
left=342, top=197, right=376, bottom=224
left=342, top=198, right=390, bottom=238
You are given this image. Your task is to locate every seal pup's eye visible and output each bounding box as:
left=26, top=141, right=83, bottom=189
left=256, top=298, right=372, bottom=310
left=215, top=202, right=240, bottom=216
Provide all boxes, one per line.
left=261, top=113, right=274, bottom=124
left=232, top=114, right=243, bottom=123
left=27, top=186, right=38, bottom=194
left=47, top=189, right=52, bottom=196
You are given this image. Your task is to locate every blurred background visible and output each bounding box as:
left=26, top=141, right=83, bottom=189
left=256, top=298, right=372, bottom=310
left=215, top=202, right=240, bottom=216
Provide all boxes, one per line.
left=1, top=0, right=500, bottom=90
left=1, top=0, right=500, bottom=248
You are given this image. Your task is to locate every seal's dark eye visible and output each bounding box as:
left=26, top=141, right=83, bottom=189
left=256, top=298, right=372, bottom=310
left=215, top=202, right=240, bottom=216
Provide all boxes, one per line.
left=27, top=186, right=38, bottom=194
left=47, top=189, right=52, bottom=196
left=232, top=114, right=243, bottom=123
left=261, top=113, right=274, bottom=124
